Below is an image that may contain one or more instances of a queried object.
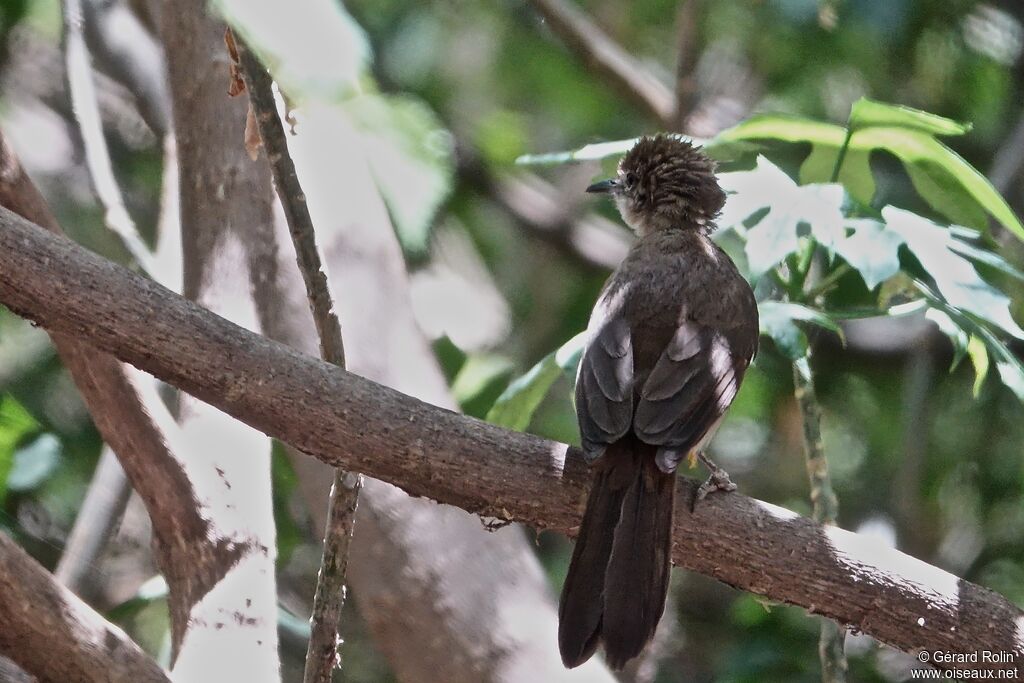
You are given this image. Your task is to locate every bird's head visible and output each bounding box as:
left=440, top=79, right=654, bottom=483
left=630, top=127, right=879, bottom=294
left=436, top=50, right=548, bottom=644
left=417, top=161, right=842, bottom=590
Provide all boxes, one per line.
left=586, top=134, right=726, bottom=237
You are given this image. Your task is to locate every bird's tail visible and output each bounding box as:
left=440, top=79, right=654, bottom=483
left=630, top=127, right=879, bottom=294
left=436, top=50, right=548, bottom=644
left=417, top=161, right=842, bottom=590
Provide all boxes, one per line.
left=558, top=436, right=676, bottom=670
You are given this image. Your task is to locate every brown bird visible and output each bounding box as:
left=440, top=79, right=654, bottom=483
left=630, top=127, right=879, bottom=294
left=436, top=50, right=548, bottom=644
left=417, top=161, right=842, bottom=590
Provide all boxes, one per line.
left=558, top=134, right=759, bottom=670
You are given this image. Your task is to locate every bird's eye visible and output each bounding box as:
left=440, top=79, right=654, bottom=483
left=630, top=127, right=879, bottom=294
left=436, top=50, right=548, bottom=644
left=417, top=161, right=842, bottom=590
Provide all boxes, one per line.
left=624, top=172, right=637, bottom=188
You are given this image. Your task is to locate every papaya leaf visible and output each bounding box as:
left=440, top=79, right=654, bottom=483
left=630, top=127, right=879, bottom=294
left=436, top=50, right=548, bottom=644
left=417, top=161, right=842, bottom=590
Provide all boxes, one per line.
left=925, top=308, right=969, bottom=371
left=833, top=219, right=905, bottom=290
left=758, top=301, right=842, bottom=360
left=919, top=288, right=1024, bottom=403
left=848, top=98, right=971, bottom=137
left=720, top=158, right=845, bottom=278
left=717, top=106, right=1024, bottom=241
left=886, top=207, right=1024, bottom=339
left=800, top=146, right=875, bottom=205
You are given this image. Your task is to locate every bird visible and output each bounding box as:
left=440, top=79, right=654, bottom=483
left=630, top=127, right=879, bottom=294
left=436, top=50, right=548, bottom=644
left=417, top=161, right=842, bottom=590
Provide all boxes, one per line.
left=558, top=134, right=759, bottom=671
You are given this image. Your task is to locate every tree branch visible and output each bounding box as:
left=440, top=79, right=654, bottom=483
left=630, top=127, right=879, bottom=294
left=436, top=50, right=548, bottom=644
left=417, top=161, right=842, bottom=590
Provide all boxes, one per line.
left=0, top=206, right=1022, bottom=673
left=525, top=0, right=674, bottom=126
left=0, top=131, right=238, bottom=662
left=0, top=530, right=170, bottom=683
left=233, top=37, right=360, bottom=683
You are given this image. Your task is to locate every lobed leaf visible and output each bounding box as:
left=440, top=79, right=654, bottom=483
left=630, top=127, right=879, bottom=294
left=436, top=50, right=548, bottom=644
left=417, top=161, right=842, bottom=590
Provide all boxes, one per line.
left=833, top=219, right=905, bottom=290
left=886, top=208, right=1024, bottom=339
left=758, top=301, right=842, bottom=360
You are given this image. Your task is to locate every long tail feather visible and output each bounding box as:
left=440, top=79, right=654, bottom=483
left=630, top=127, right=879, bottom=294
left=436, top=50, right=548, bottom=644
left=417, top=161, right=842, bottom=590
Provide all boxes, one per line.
left=558, top=438, right=675, bottom=670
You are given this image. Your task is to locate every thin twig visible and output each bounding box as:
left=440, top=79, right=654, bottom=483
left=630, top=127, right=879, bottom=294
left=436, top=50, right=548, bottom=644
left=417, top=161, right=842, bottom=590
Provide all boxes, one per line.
left=62, top=0, right=155, bottom=274
left=672, top=0, right=703, bottom=130
left=233, top=36, right=361, bottom=683
left=525, top=0, right=674, bottom=126
left=793, top=356, right=848, bottom=683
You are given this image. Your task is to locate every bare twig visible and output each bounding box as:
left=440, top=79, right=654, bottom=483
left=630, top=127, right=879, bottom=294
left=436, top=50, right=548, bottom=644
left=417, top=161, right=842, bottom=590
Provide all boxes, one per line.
left=0, top=530, right=170, bottom=683
left=793, top=356, right=848, bottom=683
left=525, top=0, right=674, bottom=125
left=233, top=37, right=361, bottom=683
left=62, top=0, right=155, bottom=273
left=1, top=208, right=1023, bottom=675
left=456, top=146, right=630, bottom=271
left=672, top=0, right=703, bottom=130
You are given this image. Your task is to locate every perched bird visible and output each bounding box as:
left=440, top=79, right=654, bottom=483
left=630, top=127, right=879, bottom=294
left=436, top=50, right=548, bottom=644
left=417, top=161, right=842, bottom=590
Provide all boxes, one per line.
left=558, top=134, right=759, bottom=670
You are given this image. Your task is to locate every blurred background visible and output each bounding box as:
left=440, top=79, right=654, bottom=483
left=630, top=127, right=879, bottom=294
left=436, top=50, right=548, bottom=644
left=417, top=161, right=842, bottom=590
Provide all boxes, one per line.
left=0, top=0, right=1023, bottom=681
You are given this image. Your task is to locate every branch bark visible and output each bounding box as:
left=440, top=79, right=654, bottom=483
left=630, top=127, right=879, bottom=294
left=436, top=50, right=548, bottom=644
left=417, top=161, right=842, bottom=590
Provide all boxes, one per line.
left=525, top=0, right=673, bottom=125
left=0, top=530, right=170, bottom=683
left=1, top=206, right=1022, bottom=673
left=0, top=131, right=238, bottom=670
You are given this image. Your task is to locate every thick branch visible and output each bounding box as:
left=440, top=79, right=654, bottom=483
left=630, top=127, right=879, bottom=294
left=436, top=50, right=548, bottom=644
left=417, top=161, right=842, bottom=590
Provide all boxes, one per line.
left=0, top=207, right=1022, bottom=672
left=0, top=531, right=169, bottom=683
left=0, top=132, right=234, bottom=656
left=526, top=0, right=673, bottom=125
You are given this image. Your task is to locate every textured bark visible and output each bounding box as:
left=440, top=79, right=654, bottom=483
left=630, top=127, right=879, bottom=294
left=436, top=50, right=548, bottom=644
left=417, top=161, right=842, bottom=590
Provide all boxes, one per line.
left=160, top=1, right=280, bottom=679
left=0, top=531, right=170, bottom=683
left=1, top=207, right=1022, bottom=673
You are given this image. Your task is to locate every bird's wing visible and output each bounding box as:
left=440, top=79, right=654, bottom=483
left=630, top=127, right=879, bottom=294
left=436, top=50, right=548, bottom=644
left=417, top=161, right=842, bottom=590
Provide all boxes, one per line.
left=634, top=320, right=753, bottom=472
left=575, top=315, right=634, bottom=461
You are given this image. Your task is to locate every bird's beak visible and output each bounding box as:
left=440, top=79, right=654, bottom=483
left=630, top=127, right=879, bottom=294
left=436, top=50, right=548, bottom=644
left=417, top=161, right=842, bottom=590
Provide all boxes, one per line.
left=585, top=178, right=619, bottom=194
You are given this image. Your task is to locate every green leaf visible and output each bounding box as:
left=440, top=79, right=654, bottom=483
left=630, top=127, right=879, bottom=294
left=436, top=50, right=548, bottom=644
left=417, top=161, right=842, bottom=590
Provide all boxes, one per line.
left=216, top=0, right=370, bottom=102
left=855, top=127, right=989, bottom=230
left=450, top=354, right=514, bottom=419
left=833, top=219, right=905, bottom=290
left=920, top=290, right=1024, bottom=403
left=0, top=396, right=38, bottom=504
left=717, top=109, right=1024, bottom=241
left=967, top=335, right=989, bottom=397
left=946, top=236, right=1024, bottom=282
left=346, top=95, right=454, bottom=255
left=886, top=207, right=1024, bottom=339
left=758, top=301, right=842, bottom=360
left=718, top=114, right=848, bottom=148
left=486, top=332, right=586, bottom=431
left=800, top=147, right=875, bottom=205
left=7, top=434, right=61, bottom=492
left=720, top=158, right=845, bottom=278
left=432, top=334, right=467, bottom=384
left=848, top=98, right=971, bottom=137
left=515, top=138, right=639, bottom=167
left=925, top=308, right=970, bottom=370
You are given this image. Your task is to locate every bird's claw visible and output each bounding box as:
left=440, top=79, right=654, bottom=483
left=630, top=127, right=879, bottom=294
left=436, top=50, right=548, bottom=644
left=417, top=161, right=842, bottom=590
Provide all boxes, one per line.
left=696, top=467, right=736, bottom=502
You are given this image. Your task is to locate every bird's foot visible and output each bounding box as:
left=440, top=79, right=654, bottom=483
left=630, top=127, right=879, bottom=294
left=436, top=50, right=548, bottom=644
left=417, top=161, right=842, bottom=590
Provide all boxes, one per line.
left=695, top=451, right=737, bottom=502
